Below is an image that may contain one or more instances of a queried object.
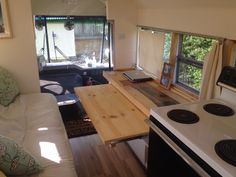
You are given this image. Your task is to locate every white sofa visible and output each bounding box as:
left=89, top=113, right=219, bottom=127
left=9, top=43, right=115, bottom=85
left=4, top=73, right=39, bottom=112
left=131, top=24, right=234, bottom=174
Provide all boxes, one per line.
left=0, top=93, right=77, bottom=177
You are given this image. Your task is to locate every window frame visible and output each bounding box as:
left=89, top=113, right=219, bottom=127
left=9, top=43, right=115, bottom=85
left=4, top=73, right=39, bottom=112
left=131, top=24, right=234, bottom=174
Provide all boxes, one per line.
left=174, top=34, right=206, bottom=94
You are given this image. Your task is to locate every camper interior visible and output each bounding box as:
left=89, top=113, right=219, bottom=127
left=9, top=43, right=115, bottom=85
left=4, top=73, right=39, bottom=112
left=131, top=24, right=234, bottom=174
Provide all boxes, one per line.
left=1, top=0, right=236, bottom=177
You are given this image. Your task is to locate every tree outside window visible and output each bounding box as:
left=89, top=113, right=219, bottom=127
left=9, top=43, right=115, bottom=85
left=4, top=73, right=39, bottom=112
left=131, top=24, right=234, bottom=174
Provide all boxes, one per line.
left=176, top=34, right=216, bottom=92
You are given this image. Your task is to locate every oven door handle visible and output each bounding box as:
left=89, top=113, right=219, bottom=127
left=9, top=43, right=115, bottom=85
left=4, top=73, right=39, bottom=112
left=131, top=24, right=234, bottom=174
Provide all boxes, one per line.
left=146, top=119, right=211, bottom=177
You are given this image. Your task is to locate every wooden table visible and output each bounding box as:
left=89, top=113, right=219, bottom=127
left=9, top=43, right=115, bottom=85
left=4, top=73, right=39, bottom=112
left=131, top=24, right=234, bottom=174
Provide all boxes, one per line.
left=75, top=71, right=191, bottom=144
left=75, top=84, right=148, bottom=144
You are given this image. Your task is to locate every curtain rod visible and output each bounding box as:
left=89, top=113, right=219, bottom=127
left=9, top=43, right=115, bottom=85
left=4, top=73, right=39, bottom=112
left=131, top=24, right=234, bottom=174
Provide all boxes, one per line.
left=137, top=25, right=225, bottom=42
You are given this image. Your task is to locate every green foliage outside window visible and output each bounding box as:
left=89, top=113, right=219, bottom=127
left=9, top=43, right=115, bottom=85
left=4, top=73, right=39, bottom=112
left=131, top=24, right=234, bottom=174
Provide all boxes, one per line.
left=178, top=63, right=202, bottom=91
left=163, top=33, right=172, bottom=61
left=177, top=35, right=216, bottom=92
left=182, top=35, right=216, bottom=62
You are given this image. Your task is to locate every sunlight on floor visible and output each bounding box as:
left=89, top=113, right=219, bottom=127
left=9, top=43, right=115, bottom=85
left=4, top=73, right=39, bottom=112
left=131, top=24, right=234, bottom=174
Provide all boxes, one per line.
left=39, top=142, right=61, bottom=163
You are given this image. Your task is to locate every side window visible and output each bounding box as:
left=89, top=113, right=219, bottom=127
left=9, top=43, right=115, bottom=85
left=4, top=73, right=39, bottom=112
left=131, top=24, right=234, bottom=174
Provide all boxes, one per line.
left=175, top=34, right=216, bottom=93
left=137, top=27, right=218, bottom=95
left=137, top=27, right=171, bottom=78
left=163, top=33, right=172, bottom=62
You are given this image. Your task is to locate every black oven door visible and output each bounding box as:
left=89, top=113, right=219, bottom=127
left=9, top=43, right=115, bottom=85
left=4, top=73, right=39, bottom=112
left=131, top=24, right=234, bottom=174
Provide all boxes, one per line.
left=147, top=116, right=221, bottom=177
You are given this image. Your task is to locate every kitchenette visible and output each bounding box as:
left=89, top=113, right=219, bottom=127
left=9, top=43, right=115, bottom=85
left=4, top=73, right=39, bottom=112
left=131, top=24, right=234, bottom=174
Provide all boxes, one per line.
left=74, top=66, right=236, bottom=177
left=74, top=70, right=194, bottom=165
left=147, top=66, right=236, bottom=177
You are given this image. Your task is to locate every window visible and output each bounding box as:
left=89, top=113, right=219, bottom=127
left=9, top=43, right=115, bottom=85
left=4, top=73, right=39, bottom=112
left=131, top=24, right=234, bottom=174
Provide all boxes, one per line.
left=136, top=26, right=218, bottom=95
left=163, top=33, right=172, bottom=62
left=137, top=27, right=171, bottom=78
left=175, top=34, right=216, bottom=93
left=34, top=16, right=113, bottom=70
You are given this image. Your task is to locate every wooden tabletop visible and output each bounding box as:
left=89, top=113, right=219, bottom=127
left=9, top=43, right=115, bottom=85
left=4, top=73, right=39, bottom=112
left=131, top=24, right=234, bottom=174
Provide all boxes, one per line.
left=74, top=84, right=149, bottom=144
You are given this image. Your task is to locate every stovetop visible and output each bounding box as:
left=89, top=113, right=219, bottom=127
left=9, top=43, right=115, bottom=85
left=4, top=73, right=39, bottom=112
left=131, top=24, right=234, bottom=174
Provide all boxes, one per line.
left=150, top=98, right=236, bottom=177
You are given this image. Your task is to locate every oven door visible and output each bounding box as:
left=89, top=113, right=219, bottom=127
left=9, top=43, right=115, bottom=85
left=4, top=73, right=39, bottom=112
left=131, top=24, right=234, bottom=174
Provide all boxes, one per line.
left=146, top=116, right=221, bottom=177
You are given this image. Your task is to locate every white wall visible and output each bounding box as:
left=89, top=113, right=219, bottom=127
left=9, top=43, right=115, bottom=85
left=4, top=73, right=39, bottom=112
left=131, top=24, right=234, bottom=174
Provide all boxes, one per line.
left=137, top=6, right=236, bottom=40
left=0, top=0, right=40, bottom=94
left=31, top=0, right=106, bottom=16
left=106, top=0, right=236, bottom=69
left=106, top=0, right=138, bottom=69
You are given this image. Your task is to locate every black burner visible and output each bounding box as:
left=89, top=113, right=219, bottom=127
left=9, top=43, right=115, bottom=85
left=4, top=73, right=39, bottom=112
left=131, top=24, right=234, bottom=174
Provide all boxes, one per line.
left=215, top=140, right=236, bottom=167
left=167, top=109, right=199, bottom=124
left=203, top=103, right=234, bottom=116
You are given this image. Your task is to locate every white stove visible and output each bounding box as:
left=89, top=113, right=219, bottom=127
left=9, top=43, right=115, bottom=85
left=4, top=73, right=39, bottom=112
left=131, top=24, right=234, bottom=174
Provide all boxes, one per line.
left=148, top=66, right=236, bottom=177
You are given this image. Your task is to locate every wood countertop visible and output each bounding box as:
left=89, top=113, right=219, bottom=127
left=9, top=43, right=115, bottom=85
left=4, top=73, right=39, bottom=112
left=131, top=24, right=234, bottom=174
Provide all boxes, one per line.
left=103, top=71, right=190, bottom=116
left=74, top=84, right=149, bottom=144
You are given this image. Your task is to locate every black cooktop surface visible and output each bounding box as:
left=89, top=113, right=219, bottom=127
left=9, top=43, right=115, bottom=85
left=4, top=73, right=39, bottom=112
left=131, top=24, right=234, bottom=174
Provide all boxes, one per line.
left=215, top=140, right=236, bottom=167
left=167, top=109, right=199, bottom=124
left=203, top=103, right=234, bottom=116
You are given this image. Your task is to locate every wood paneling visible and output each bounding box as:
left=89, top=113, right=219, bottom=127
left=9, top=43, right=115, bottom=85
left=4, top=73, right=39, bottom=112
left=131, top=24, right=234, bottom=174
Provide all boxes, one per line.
left=70, top=134, right=147, bottom=177
left=169, top=33, right=179, bottom=66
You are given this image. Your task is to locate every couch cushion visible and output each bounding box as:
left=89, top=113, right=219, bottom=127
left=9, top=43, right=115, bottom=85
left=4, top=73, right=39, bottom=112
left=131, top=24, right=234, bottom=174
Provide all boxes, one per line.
left=0, top=67, right=20, bottom=106
left=0, top=93, right=77, bottom=177
left=23, top=129, right=77, bottom=177
left=21, top=94, right=77, bottom=177
left=21, top=94, right=62, bottom=131
left=0, top=96, right=26, bottom=145
left=0, top=118, right=25, bottom=145
left=19, top=93, right=77, bottom=177
left=0, top=136, right=43, bottom=176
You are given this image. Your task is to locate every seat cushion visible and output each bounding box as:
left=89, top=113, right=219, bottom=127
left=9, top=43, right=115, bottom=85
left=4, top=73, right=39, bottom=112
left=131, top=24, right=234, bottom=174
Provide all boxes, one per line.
left=0, top=93, right=77, bottom=177
left=23, top=129, right=77, bottom=177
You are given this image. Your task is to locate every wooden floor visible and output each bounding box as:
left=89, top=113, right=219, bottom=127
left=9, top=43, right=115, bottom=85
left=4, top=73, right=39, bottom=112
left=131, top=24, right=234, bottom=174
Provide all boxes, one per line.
left=69, top=134, right=147, bottom=177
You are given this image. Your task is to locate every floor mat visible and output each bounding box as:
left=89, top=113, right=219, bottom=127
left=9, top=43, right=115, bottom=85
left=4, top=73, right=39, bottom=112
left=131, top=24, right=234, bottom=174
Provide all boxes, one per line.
left=59, top=100, right=97, bottom=138
left=63, top=118, right=97, bottom=138
left=39, top=71, right=103, bottom=138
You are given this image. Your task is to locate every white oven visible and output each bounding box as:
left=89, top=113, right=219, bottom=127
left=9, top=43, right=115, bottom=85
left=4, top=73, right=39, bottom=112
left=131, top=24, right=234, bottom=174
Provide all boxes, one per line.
left=147, top=66, right=236, bottom=177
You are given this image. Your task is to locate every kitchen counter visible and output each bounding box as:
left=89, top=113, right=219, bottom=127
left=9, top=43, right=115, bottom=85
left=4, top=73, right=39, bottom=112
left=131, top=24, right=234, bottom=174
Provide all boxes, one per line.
left=103, top=71, right=190, bottom=116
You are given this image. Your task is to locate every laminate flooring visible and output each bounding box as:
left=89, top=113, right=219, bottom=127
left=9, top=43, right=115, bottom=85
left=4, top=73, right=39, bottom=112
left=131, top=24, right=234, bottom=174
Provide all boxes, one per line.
left=70, top=134, right=147, bottom=177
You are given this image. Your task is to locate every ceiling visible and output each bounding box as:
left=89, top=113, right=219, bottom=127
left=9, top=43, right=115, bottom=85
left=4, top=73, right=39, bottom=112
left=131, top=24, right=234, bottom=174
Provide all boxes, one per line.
left=132, top=0, right=236, bottom=8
